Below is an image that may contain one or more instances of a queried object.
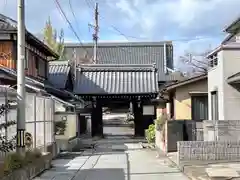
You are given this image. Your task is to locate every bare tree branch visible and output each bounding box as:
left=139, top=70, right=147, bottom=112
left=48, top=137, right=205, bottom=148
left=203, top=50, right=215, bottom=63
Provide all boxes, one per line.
left=178, top=50, right=210, bottom=75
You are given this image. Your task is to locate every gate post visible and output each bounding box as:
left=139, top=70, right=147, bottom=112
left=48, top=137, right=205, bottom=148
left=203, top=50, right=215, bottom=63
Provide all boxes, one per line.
left=133, top=100, right=144, bottom=137
left=91, top=99, right=103, bottom=137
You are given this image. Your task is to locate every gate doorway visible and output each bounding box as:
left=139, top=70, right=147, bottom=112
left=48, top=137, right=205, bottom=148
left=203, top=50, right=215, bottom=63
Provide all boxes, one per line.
left=74, top=64, right=158, bottom=138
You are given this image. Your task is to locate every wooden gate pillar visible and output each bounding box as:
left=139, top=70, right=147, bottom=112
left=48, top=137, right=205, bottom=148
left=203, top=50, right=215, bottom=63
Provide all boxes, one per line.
left=133, top=100, right=144, bottom=137
left=91, top=99, right=103, bottom=137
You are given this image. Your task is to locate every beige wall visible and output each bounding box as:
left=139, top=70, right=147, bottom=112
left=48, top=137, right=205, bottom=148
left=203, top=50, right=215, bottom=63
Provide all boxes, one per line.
left=156, top=79, right=207, bottom=120
left=55, top=113, right=77, bottom=140
left=174, top=79, right=207, bottom=120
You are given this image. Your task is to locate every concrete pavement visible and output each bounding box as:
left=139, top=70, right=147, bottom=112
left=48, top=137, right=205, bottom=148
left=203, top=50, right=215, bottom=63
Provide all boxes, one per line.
left=34, top=113, right=188, bottom=180
left=34, top=140, right=188, bottom=180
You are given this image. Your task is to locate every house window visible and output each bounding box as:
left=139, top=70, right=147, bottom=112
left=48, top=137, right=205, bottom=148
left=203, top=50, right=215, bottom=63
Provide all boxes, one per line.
left=25, top=48, right=29, bottom=69
left=209, top=55, right=218, bottom=68
left=211, top=91, right=218, bottom=120
left=35, top=56, right=39, bottom=70
left=38, top=58, right=46, bottom=78
left=191, top=95, right=208, bottom=120
left=45, top=61, right=48, bottom=79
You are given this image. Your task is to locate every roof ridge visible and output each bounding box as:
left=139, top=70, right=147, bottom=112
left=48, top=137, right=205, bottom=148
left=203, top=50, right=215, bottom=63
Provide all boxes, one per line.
left=49, top=61, right=69, bottom=65
left=0, top=13, right=17, bottom=27
left=79, top=63, right=155, bottom=67
left=65, top=41, right=173, bottom=47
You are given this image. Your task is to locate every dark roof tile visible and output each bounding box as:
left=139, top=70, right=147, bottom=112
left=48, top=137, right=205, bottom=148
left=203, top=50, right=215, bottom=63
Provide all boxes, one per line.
left=74, top=64, right=158, bottom=95
left=48, top=61, right=70, bottom=89
left=64, top=42, right=173, bottom=81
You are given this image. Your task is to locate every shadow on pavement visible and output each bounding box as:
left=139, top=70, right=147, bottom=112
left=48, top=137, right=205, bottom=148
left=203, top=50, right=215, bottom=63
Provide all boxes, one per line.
left=72, top=168, right=126, bottom=180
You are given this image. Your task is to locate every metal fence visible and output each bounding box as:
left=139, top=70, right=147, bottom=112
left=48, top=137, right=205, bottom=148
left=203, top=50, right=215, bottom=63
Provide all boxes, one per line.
left=167, top=120, right=203, bottom=152
left=0, top=87, right=55, bottom=160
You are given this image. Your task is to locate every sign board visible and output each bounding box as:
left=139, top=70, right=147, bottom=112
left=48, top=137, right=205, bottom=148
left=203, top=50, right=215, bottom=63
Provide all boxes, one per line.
left=143, top=105, right=155, bottom=115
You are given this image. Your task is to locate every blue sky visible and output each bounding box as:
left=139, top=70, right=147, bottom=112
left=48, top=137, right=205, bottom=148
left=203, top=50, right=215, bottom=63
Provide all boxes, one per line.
left=1, top=0, right=240, bottom=69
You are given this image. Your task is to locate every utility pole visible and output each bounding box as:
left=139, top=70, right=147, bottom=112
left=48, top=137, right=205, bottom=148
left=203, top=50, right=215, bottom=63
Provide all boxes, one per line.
left=89, top=3, right=99, bottom=63
left=73, top=48, right=77, bottom=80
left=17, top=0, right=26, bottom=156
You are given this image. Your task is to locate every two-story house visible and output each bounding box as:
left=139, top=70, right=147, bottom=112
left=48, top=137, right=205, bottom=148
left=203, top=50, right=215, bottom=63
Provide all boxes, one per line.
left=0, top=14, right=58, bottom=82
left=207, top=16, right=240, bottom=120
left=0, top=14, right=85, bottom=107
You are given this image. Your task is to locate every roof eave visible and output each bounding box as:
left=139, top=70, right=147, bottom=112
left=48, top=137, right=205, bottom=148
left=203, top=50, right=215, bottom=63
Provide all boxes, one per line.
left=164, top=74, right=207, bottom=92
left=0, top=29, right=59, bottom=59
left=224, top=17, right=240, bottom=33
left=64, top=41, right=173, bottom=48
left=27, top=32, right=59, bottom=59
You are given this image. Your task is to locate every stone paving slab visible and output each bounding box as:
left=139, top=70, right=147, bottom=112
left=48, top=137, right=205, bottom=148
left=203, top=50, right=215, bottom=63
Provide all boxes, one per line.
left=206, top=168, right=239, bottom=178
left=182, top=163, right=240, bottom=180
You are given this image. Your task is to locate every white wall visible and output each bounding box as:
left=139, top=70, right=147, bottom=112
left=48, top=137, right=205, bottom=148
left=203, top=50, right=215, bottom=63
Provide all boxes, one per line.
left=55, top=101, right=66, bottom=112
left=222, top=50, right=240, bottom=120
left=208, top=51, right=224, bottom=120
left=0, top=92, right=55, bottom=159
left=55, top=113, right=77, bottom=139
left=208, top=48, right=240, bottom=120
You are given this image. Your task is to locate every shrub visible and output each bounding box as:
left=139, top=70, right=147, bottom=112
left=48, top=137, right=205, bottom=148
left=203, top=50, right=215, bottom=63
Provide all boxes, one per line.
left=155, top=113, right=168, bottom=130
left=25, top=148, right=42, bottom=164
left=155, top=113, right=169, bottom=142
left=1, top=148, right=42, bottom=177
left=145, top=124, right=155, bottom=144
left=54, top=120, right=67, bottom=135
left=3, top=153, right=24, bottom=174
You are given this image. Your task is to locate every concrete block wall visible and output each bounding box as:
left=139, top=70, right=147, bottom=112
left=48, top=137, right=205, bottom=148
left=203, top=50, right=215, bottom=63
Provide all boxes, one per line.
left=177, top=141, right=240, bottom=165
left=203, top=120, right=240, bottom=141
left=217, top=120, right=240, bottom=141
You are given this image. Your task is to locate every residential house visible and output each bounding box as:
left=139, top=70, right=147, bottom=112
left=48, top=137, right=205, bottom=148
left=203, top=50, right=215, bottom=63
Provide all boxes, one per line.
left=0, top=14, right=83, bottom=105
left=207, top=16, right=240, bottom=120
left=64, top=42, right=184, bottom=83
left=0, top=14, right=86, bottom=154
left=157, top=74, right=208, bottom=120
left=0, top=14, right=58, bottom=81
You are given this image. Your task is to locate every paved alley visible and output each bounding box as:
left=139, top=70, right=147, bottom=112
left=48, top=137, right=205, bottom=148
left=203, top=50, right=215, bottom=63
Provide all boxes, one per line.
left=34, top=113, right=188, bottom=180
left=34, top=139, right=188, bottom=180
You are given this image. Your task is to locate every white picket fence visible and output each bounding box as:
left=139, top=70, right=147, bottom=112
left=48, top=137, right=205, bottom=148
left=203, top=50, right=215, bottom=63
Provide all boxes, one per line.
left=0, top=87, right=55, bottom=160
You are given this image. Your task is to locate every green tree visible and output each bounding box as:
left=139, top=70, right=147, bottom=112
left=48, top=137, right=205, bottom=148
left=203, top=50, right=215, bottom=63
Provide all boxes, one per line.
left=43, top=17, right=65, bottom=60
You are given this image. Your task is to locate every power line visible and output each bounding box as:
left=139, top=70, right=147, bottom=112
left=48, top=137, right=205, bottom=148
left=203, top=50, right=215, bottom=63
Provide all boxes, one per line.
left=54, top=0, right=90, bottom=56
left=68, top=0, right=84, bottom=38
left=85, top=0, right=225, bottom=42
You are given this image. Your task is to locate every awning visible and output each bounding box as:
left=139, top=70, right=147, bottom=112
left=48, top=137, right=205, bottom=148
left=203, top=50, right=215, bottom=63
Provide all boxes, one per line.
left=0, top=65, right=86, bottom=107
left=227, top=72, right=240, bottom=84
left=74, top=64, right=158, bottom=96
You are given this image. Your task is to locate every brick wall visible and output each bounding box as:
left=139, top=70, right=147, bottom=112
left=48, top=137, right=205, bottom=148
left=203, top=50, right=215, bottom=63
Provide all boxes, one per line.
left=177, top=141, right=240, bottom=165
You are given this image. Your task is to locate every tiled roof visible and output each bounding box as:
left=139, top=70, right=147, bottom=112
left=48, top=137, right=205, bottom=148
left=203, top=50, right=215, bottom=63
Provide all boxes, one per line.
left=64, top=42, right=173, bottom=81
left=48, top=61, right=70, bottom=89
left=164, top=73, right=207, bottom=91
left=74, top=64, right=158, bottom=95
left=0, top=65, right=85, bottom=105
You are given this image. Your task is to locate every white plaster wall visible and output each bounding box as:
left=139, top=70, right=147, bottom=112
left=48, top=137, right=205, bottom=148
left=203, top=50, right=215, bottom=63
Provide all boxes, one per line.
left=55, top=113, right=77, bottom=139
left=55, top=101, right=66, bottom=112
left=208, top=48, right=240, bottom=120
left=222, top=49, right=240, bottom=120
left=208, top=51, right=224, bottom=120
